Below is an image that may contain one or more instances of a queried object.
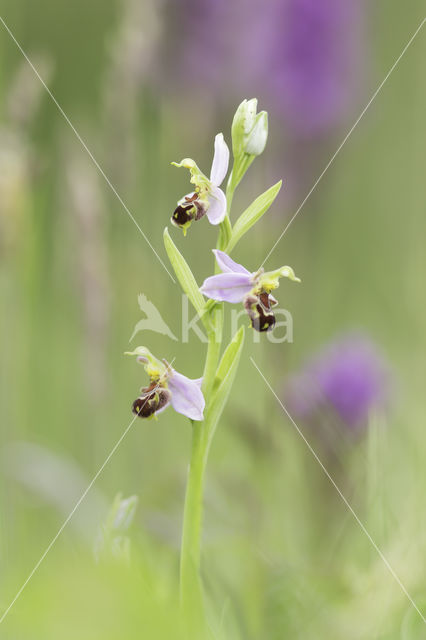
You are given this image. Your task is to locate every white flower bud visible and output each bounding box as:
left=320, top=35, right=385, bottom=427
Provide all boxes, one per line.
left=242, top=98, right=258, bottom=134
left=245, top=111, right=268, bottom=156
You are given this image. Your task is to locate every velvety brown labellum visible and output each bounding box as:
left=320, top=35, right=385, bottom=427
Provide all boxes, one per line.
left=244, top=293, right=276, bottom=332
left=259, top=291, right=278, bottom=309
left=132, top=386, right=171, bottom=418
left=172, top=192, right=208, bottom=228
left=172, top=203, right=195, bottom=227
left=252, top=303, right=276, bottom=332
left=194, top=199, right=207, bottom=221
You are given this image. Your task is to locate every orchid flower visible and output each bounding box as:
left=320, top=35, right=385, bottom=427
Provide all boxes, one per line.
left=126, top=347, right=205, bottom=421
left=200, top=250, right=300, bottom=332
left=171, top=133, right=230, bottom=233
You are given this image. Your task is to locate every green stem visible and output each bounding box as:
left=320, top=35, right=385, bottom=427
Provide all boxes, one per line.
left=180, top=311, right=223, bottom=637
left=226, top=174, right=236, bottom=215
left=218, top=217, right=232, bottom=251
left=202, top=308, right=223, bottom=398
left=179, top=164, right=235, bottom=636
left=179, top=420, right=209, bottom=636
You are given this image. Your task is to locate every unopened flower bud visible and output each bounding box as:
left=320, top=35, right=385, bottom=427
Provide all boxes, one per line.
left=231, top=98, right=268, bottom=158
left=245, top=111, right=268, bottom=156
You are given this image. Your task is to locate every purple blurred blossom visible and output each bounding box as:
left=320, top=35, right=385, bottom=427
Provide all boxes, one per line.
left=168, top=0, right=230, bottom=87
left=285, top=333, right=392, bottom=428
left=168, top=0, right=363, bottom=136
left=265, top=0, right=362, bottom=136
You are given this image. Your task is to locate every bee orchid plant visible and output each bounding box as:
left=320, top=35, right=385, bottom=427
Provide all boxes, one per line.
left=127, top=99, right=300, bottom=637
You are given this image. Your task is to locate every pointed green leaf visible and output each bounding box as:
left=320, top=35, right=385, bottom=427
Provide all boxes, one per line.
left=214, top=326, right=244, bottom=389
left=203, top=326, right=245, bottom=449
left=226, top=180, right=282, bottom=252
left=163, top=228, right=208, bottom=326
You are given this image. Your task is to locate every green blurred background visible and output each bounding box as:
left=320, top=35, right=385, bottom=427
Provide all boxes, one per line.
left=0, top=1, right=425, bottom=637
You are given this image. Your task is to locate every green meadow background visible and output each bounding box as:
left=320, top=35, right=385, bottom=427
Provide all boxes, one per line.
left=0, top=1, right=425, bottom=638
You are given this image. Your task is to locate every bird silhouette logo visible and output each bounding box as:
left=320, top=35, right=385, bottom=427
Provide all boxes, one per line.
left=129, top=294, right=178, bottom=342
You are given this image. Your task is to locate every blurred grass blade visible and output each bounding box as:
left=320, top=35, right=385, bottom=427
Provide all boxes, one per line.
left=204, top=326, right=245, bottom=449
left=107, top=493, right=138, bottom=532
left=163, top=227, right=208, bottom=325
left=226, top=180, right=282, bottom=252
left=94, top=493, right=138, bottom=563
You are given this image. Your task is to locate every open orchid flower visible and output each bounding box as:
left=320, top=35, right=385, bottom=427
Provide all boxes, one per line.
left=171, top=133, right=230, bottom=234
left=126, top=347, right=205, bottom=421
left=200, top=250, right=300, bottom=332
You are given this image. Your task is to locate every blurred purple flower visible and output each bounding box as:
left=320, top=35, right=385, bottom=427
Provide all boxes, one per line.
left=167, top=0, right=362, bottom=136
left=285, top=333, right=392, bottom=428
left=266, top=0, right=362, bottom=136
left=175, top=0, right=230, bottom=87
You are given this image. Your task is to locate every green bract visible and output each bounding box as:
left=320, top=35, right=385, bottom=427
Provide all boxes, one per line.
left=205, top=326, right=245, bottom=452
left=163, top=227, right=209, bottom=328
left=227, top=180, right=282, bottom=252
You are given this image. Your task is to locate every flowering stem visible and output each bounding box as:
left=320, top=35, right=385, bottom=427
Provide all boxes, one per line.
left=179, top=109, right=270, bottom=632
left=217, top=182, right=235, bottom=251
left=218, top=218, right=232, bottom=251
left=202, top=308, right=223, bottom=398
left=180, top=307, right=224, bottom=637
left=139, top=100, right=276, bottom=635
left=180, top=419, right=209, bottom=636
left=225, top=175, right=236, bottom=216
left=180, top=227, right=229, bottom=636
